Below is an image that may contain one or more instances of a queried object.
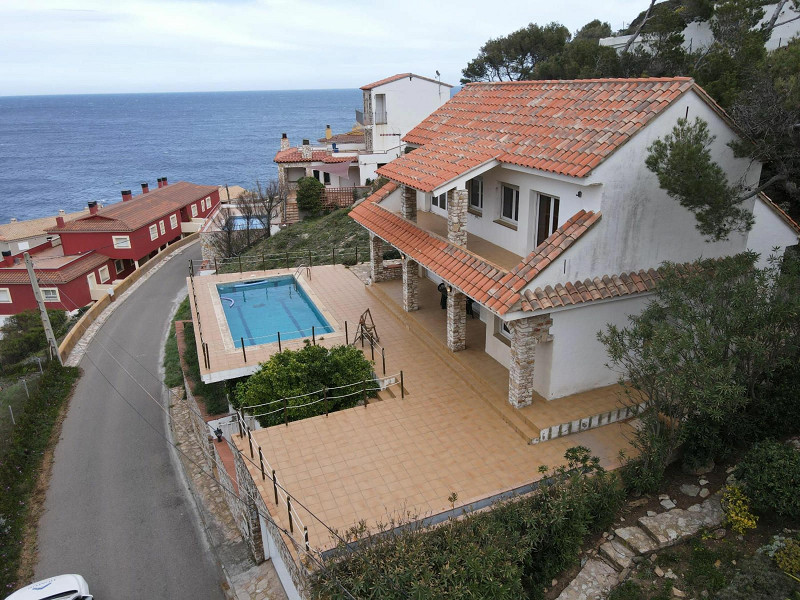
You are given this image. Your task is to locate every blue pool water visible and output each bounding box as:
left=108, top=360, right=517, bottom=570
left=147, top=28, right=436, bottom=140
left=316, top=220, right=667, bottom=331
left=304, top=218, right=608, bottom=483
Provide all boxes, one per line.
left=217, top=276, right=333, bottom=348
left=228, top=216, right=267, bottom=230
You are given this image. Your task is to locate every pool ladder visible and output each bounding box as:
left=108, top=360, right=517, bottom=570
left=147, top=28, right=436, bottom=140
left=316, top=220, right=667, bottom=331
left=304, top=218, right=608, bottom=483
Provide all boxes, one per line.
left=294, top=264, right=311, bottom=280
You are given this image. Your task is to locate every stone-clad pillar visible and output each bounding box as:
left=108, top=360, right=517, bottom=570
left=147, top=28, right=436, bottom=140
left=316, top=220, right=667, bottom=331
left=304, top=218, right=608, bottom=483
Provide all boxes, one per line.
left=402, top=256, right=419, bottom=312
left=507, top=314, right=553, bottom=408
left=401, top=185, right=417, bottom=222
left=447, top=289, right=467, bottom=352
left=369, top=232, right=384, bottom=283
left=447, top=188, right=468, bottom=247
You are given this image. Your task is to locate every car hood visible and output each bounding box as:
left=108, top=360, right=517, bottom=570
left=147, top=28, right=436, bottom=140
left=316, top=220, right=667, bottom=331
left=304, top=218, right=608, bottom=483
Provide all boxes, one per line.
left=5, top=574, right=89, bottom=600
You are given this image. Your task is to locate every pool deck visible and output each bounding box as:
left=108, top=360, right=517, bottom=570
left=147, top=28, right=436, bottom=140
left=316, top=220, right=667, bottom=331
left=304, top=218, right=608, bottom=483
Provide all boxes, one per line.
left=190, top=265, right=637, bottom=553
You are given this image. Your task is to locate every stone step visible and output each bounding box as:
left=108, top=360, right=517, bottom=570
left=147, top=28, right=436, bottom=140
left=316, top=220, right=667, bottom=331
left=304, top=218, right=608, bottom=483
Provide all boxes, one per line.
left=637, top=496, right=724, bottom=548
left=599, top=539, right=636, bottom=571
left=614, top=526, right=659, bottom=555
left=556, top=558, right=619, bottom=600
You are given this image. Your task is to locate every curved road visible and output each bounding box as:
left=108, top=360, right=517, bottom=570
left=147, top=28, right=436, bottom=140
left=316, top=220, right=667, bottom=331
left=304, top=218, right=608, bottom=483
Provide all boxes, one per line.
left=35, top=242, right=224, bottom=600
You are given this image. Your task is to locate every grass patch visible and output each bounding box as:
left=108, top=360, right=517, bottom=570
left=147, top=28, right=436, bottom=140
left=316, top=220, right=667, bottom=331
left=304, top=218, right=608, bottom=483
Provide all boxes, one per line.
left=181, top=323, right=228, bottom=415
left=219, top=208, right=369, bottom=273
left=163, top=297, right=191, bottom=388
left=609, top=581, right=645, bottom=600
left=0, top=362, right=80, bottom=593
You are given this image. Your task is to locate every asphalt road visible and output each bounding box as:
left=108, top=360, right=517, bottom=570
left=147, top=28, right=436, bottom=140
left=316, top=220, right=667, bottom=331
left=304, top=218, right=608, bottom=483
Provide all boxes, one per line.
left=35, top=242, right=225, bottom=600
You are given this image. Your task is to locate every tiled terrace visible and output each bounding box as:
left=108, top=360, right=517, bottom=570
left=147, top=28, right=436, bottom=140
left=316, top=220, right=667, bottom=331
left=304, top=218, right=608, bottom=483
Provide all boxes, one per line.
left=411, top=210, right=523, bottom=270
left=219, top=265, right=634, bottom=553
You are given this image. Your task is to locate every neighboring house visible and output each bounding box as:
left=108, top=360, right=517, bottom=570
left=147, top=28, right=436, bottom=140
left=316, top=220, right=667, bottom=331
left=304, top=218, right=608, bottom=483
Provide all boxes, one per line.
left=0, top=178, right=219, bottom=319
left=351, top=77, right=799, bottom=409
left=600, top=2, right=800, bottom=53
left=0, top=209, right=85, bottom=258
left=274, top=73, right=453, bottom=194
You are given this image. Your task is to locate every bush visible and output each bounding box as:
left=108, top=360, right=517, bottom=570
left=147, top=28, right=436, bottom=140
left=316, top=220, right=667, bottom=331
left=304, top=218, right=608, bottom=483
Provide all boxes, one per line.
left=735, top=440, right=800, bottom=520
left=608, top=581, right=644, bottom=600
left=0, top=309, right=68, bottom=366
left=296, top=176, right=324, bottom=215
left=237, top=342, right=374, bottom=427
left=775, top=539, right=800, bottom=578
left=713, top=553, right=800, bottom=600
left=310, top=447, right=624, bottom=600
left=721, top=484, right=758, bottom=535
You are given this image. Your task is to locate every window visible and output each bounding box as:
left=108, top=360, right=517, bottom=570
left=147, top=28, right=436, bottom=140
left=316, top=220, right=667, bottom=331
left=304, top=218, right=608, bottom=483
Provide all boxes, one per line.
left=149, top=224, right=158, bottom=240
left=501, top=184, right=519, bottom=222
left=18, top=241, right=30, bottom=251
left=114, top=259, right=125, bottom=274
left=159, top=220, right=166, bottom=235
left=432, top=191, right=447, bottom=210
left=204, top=197, right=211, bottom=210
left=468, top=177, right=483, bottom=213
left=495, top=317, right=512, bottom=346
left=535, top=194, right=560, bottom=247
left=87, top=273, right=96, bottom=288
left=323, top=172, right=331, bottom=185
left=191, top=204, right=198, bottom=218
left=112, top=236, right=131, bottom=249
left=0, top=288, right=11, bottom=303
left=170, top=214, right=178, bottom=229
left=41, top=288, right=60, bottom=302
left=98, top=265, right=110, bottom=283
left=375, top=93, right=387, bottom=124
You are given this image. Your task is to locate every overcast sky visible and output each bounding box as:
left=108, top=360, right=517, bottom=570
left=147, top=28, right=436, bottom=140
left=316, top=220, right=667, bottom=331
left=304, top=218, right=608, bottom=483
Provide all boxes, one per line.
left=0, top=0, right=647, bottom=96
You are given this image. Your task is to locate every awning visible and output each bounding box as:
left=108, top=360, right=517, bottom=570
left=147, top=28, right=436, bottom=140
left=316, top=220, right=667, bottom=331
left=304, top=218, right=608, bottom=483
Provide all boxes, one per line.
left=315, top=161, right=355, bottom=178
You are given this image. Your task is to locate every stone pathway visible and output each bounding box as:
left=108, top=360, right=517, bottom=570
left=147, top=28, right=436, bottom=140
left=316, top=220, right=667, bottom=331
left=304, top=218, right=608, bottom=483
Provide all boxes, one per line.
left=557, top=493, right=724, bottom=600
left=170, top=386, right=287, bottom=600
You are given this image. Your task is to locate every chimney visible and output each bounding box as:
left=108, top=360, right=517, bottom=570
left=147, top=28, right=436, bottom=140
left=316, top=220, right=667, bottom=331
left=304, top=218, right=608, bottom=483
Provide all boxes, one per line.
left=56, top=216, right=65, bottom=228
left=280, top=133, right=290, bottom=151
left=10, top=218, right=17, bottom=223
left=121, top=190, right=132, bottom=202
left=156, top=178, right=163, bottom=188
left=88, top=201, right=98, bottom=215
left=325, top=125, right=332, bottom=140
left=141, top=182, right=149, bottom=194
left=301, top=139, right=312, bottom=160
left=2, top=251, right=12, bottom=267
left=58, top=209, right=65, bottom=216
left=161, top=176, right=167, bottom=186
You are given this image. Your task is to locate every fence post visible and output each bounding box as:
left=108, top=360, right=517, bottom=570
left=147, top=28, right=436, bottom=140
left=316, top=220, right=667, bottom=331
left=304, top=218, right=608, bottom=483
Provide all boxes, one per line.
left=312, top=326, right=315, bottom=346
left=400, top=371, right=404, bottom=398
left=382, top=347, right=386, bottom=375
left=214, top=256, right=218, bottom=273
left=284, top=398, right=288, bottom=426
left=237, top=410, right=244, bottom=437
left=324, top=387, right=329, bottom=416
left=345, top=321, right=349, bottom=345
left=332, top=247, right=335, bottom=265
left=277, top=331, right=281, bottom=352
left=285, top=252, right=289, bottom=270
left=238, top=255, right=242, bottom=273
left=363, top=378, right=368, bottom=408
left=308, top=249, right=312, bottom=268
left=288, top=496, right=294, bottom=534
left=272, top=470, right=278, bottom=504
left=370, top=337, right=375, bottom=362
left=247, top=428, right=253, bottom=458
left=241, top=338, right=247, bottom=362
left=304, top=526, right=309, bottom=552
left=259, top=447, right=265, bottom=480
left=355, top=243, right=358, bottom=264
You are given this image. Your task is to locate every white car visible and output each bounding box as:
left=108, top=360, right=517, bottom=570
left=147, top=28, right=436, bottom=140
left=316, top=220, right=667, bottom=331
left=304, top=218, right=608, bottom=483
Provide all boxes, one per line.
left=4, top=575, right=92, bottom=600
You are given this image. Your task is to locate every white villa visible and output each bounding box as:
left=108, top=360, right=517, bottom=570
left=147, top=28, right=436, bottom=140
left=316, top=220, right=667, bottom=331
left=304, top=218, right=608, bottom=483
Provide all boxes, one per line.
left=351, top=77, right=799, bottom=408
left=274, top=73, right=453, bottom=192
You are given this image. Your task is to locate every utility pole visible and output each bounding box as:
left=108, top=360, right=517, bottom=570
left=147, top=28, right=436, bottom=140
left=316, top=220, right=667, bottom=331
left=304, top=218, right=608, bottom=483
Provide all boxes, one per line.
left=24, top=252, right=63, bottom=365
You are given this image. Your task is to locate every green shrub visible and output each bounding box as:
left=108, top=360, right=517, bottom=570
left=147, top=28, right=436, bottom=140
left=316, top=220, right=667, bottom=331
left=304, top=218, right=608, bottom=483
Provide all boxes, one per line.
left=608, top=581, right=644, bottom=600
left=775, top=539, right=800, bottom=578
left=181, top=322, right=229, bottom=415
left=296, top=176, right=324, bottom=215
left=734, top=439, right=800, bottom=520
left=0, top=309, right=68, bottom=366
left=713, top=553, right=800, bottom=599
left=237, top=342, right=374, bottom=427
left=310, top=447, right=624, bottom=600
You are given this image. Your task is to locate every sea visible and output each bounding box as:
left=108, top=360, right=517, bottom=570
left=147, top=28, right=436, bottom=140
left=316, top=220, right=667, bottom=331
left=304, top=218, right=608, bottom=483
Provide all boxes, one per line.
left=0, top=89, right=363, bottom=224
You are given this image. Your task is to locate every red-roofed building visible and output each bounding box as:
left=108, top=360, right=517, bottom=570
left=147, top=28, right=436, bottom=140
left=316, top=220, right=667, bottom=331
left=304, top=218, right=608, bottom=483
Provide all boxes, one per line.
left=351, top=78, right=799, bottom=411
left=1, top=178, right=219, bottom=319
left=274, top=73, right=452, bottom=222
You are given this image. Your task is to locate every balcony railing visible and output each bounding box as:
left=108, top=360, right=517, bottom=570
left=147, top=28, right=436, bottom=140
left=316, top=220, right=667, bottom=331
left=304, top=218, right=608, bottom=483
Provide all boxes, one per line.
left=374, top=110, right=388, bottom=125
left=355, top=109, right=369, bottom=125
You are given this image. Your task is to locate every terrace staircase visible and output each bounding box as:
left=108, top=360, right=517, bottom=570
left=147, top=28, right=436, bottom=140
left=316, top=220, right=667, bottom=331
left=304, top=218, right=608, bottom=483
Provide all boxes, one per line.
left=283, top=200, right=300, bottom=224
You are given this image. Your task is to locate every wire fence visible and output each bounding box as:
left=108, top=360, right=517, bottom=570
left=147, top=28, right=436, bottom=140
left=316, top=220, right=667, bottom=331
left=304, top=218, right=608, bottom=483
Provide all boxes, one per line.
left=189, top=244, right=372, bottom=276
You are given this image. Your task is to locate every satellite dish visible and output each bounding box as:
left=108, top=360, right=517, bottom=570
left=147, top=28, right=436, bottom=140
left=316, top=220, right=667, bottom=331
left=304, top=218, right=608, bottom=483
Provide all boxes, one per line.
left=436, top=70, right=440, bottom=77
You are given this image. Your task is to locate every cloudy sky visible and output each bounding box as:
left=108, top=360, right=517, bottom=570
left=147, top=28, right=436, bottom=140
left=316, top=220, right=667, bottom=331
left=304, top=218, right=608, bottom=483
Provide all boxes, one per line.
left=0, top=0, right=647, bottom=96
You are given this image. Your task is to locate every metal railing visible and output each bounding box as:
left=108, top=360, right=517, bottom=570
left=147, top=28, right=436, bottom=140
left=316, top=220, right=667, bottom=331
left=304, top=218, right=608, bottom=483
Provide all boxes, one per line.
left=190, top=245, right=366, bottom=275
left=374, top=110, right=388, bottom=125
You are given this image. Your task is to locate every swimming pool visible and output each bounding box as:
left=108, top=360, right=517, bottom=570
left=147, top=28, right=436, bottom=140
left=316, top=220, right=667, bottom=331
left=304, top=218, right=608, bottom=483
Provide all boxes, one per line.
left=217, top=276, right=334, bottom=348
left=227, top=216, right=268, bottom=230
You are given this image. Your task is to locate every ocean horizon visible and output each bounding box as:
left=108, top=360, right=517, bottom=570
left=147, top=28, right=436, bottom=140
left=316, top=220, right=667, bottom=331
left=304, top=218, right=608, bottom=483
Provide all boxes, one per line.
left=0, top=88, right=363, bottom=224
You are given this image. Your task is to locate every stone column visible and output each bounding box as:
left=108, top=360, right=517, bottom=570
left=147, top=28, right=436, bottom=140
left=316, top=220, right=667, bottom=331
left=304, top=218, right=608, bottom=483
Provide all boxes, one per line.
left=447, top=288, right=467, bottom=352
left=447, top=188, right=468, bottom=247
left=507, top=314, right=553, bottom=408
left=402, top=256, right=419, bottom=312
left=369, top=232, right=385, bottom=283
left=401, top=185, right=417, bottom=222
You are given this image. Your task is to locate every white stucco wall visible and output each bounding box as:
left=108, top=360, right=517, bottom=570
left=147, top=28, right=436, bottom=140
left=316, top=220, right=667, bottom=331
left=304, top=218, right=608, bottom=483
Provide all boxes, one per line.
left=746, top=198, right=799, bottom=266
left=526, top=89, right=761, bottom=291
left=539, top=295, right=651, bottom=399
left=367, top=77, right=450, bottom=154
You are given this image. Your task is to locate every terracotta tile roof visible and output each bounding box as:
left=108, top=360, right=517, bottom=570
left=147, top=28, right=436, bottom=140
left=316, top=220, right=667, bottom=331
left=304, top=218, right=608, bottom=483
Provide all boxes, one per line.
left=0, top=248, right=109, bottom=285
left=758, top=192, right=800, bottom=234
left=318, top=132, right=365, bottom=144
left=274, top=149, right=355, bottom=164
left=49, top=181, right=217, bottom=233
left=0, top=209, right=86, bottom=242
left=521, top=268, right=665, bottom=312
left=379, top=77, right=697, bottom=192
left=360, top=73, right=452, bottom=90
left=350, top=183, right=601, bottom=315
